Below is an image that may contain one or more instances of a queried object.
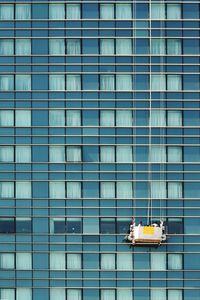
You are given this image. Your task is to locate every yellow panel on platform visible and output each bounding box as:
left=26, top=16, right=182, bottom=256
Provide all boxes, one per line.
left=143, top=226, right=155, bottom=234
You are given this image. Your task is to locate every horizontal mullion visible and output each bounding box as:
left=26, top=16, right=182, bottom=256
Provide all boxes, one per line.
left=0, top=134, right=198, bottom=137
left=0, top=144, right=198, bottom=146
left=1, top=72, right=200, bottom=75
left=1, top=99, right=200, bottom=102
left=0, top=205, right=198, bottom=209
left=0, top=89, right=199, bottom=92
left=0, top=107, right=199, bottom=111
left=0, top=169, right=200, bottom=172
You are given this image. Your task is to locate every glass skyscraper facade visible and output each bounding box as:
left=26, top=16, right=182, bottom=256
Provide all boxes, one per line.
left=0, top=0, right=200, bottom=299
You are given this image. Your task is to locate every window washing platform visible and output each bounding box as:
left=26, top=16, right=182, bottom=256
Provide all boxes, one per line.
left=125, top=222, right=166, bottom=247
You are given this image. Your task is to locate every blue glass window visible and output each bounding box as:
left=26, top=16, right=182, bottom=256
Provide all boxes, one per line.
left=0, top=4, right=14, bottom=20
left=66, top=4, right=81, bottom=19
left=15, top=39, right=31, bottom=55
left=0, top=218, right=15, bottom=233
left=49, top=39, right=65, bottom=55
left=0, top=146, right=14, bottom=162
left=67, top=39, right=81, bottom=54
left=0, top=39, right=14, bottom=55
left=15, top=75, right=31, bottom=90
left=100, top=4, right=114, bottom=19
left=0, top=75, right=14, bottom=91
left=100, top=39, right=114, bottom=55
left=49, top=4, right=65, bottom=19
left=15, top=4, right=31, bottom=19
left=49, top=75, right=65, bottom=91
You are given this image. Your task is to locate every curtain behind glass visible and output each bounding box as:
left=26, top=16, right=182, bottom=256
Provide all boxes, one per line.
left=15, top=75, right=31, bottom=90
left=0, top=110, right=14, bottom=126
left=49, top=4, right=65, bottom=19
left=151, top=75, right=166, bottom=90
left=116, top=75, right=132, bottom=90
left=49, top=39, right=65, bottom=55
left=1, top=289, right=15, bottom=300
left=151, top=4, right=165, bottom=19
left=100, top=39, right=114, bottom=55
left=66, top=146, right=81, bottom=162
left=100, top=146, right=115, bottom=162
left=16, top=288, right=32, bottom=300
left=101, top=182, right=115, bottom=198
left=168, top=290, right=182, bottom=300
left=16, top=253, right=32, bottom=270
left=15, top=110, right=31, bottom=127
left=49, top=146, right=65, bottom=162
left=0, top=182, right=14, bottom=198
left=100, top=4, right=114, bottom=19
left=117, top=253, right=132, bottom=270
left=100, top=111, right=115, bottom=126
left=49, top=75, right=65, bottom=90
left=66, top=110, right=81, bottom=126
left=67, top=254, right=81, bottom=269
left=49, top=182, right=65, bottom=199
left=149, top=145, right=166, bottom=163
left=101, top=254, right=115, bottom=269
left=15, top=4, right=31, bottom=19
left=0, top=75, right=14, bottom=90
left=116, top=39, right=132, bottom=55
left=167, top=39, right=181, bottom=55
left=15, top=39, right=31, bottom=55
left=117, top=182, right=133, bottom=198
left=116, top=4, right=132, bottom=19
left=151, top=39, right=165, bottom=54
left=0, top=39, right=14, bottom=55
left=151, top=253, right=166, bottom=270
left=100, top=75, right=115, bottom=90
left=151, top=290, right=166, bottom=300
left=168, top=147, right=182, bottom=162
left=150, top=110, right=166, bottom=126
left=67, top=39, right=80, bottom=54
left=0, top=4, right=14, bottom=20
left=167, top=111, right=182, bottom=126
left=16, top=182, right=31, bottom=198
left=0, top=146, right=14, bottom=162
left=116, top=146, right=133, bottom=162
left=117, top=289, right=132, bottom=300
left=0, top=253, right=14, bottom=269
left=50, top=288, right=66, bottom=300
left=167, top=75, right=182, bottom=90
left=67, top=182, right=81, bottom=198
left=67, top=290, right=81, bottom=300
left=49, top=110, right=65, bottom=126
left=167, top=4, right=181, bottom=19
left=66, top=75, right=81, bottom=90
left=66, top=4, right=80, bottom=19
left=116, top=110, right=132, bottom=126
left=101, top=290, right=115, bottom=300
left=168, top=254, right=182, bottom=269
left=16, top=146, right=31, bottom=163
left=168, top=182, right=182, bottom=198
left=50, top=253, right=66, bottom=270
left=151, top=181, right=166, bottom=198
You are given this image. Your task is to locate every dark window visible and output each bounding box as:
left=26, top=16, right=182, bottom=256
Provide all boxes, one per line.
left=66, top=218, right=82, bottom=233
left=16, top=218, right=32, bottom=233
left=0, top=218, right=15, bottom=233
left=54, top=219, right=66, bottom=233
left=167, top=218, right=183, bottom=234
left=117, top=219, right=130, bottom=234
left=101, top=218, right=115, bottom=234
